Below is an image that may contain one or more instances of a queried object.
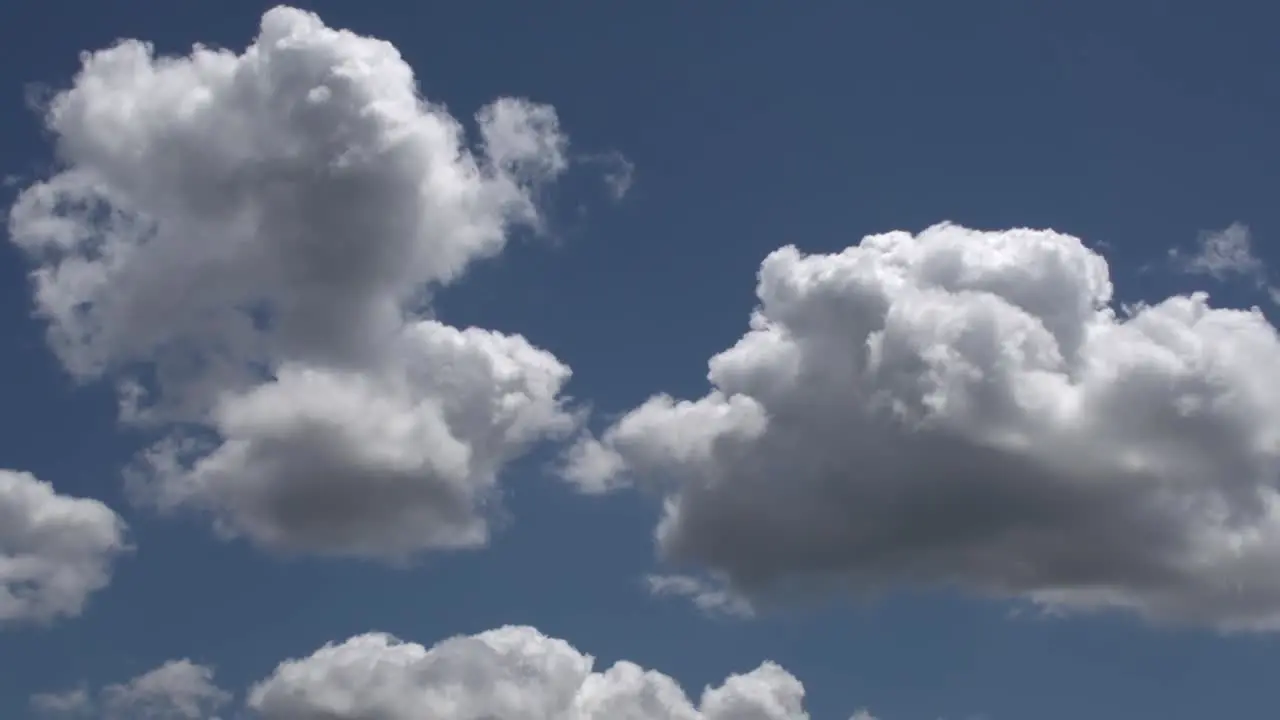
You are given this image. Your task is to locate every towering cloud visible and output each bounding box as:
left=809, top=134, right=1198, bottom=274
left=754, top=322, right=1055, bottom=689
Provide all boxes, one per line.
left=565, top=223, right=1280, bottom=631
left=9, top=6, right=586, bottom=559
left=0, top=470, right=127, bottom=627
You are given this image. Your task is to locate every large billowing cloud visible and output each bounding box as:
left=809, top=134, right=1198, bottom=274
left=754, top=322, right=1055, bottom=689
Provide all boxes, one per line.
left=0, top=470, right=128, bottom=626
left=8, top=6, right=585, bottom=559
left=249, top=625, right=818, bottom=720
left=564, top=222, right=1280, bottom=631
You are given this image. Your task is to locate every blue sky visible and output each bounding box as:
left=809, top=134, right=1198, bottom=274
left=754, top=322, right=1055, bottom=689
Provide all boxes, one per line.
left=2, top=1, right=1279, bottom=719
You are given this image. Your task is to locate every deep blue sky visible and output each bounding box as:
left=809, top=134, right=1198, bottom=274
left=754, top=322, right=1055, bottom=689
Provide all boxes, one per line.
left=2, top=1, right=1278, bottom=718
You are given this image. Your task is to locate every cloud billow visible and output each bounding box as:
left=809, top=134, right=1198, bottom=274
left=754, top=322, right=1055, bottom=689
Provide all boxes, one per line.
left=9, top=6, right=587, bottom=560
left=38, top=627, right=871, bottom=720
left=249, top=626, right=817, bottom=720
left=0, top=470, right=128, bottom=627
left=565, top=222, right=1280, bottom=632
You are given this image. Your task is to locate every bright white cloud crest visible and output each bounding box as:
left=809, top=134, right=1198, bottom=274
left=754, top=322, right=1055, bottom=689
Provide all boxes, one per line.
left=35, top=627, right=850, bottom=719
left=0, top=470, right=127, bottom=626
left=249, top=625, right=813, bottom=720
left=9, top=6, right=581, bottom=558
left=566, top=222, right=1280, bottom=631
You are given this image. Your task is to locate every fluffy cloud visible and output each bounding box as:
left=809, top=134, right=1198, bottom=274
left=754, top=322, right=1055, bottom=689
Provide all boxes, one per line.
left=565, top=222, right=1280, bottom=631
left=32, top=659, right=230, bottom=719
left=9, top=6, right=583, bottom=559
left=249, top=625, right=815, bottom=720
left=0, top=470, right=127, bottom=626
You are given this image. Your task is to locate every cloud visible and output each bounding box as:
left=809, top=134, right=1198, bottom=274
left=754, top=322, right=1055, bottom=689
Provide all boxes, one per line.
left=564, top=222, right=1280, bottom=632
left=30, top=688, right=92, bottom=717
left=1168, top=222, right=1280, bottom=303
left=600, top=151, right=636, bottom=200
left=249, top=625, right=819, bottom=720
left=8, top=6, right=585, bottom=559
left=1170, top=222, right=1264, bottom=282
left=646, top=574, right=755, bottom=619
left=0, top=470, right=128, bottom=627
left=32, top=659, right=230, bottom=719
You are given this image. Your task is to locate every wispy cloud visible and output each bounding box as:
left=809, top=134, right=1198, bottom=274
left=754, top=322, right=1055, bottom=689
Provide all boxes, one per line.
left=1168, top=222, right=1278, bottom=304
left=645, top=573, right=755, bottom=618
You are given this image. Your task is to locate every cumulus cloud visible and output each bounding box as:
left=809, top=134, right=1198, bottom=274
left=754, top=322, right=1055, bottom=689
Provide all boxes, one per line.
left=8, top=6, right=587, bottom=559
left=249, top=625, right=817, bottom=720
left=0, top=470, right=128, bottom=626
left=32, top=659, right=230, bottom=719
left=564, top=222, right=1280, bottom=631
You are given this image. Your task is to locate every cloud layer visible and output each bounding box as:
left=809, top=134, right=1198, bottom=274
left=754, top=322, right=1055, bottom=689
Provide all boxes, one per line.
left=565, top=222, right=1280, bottom=631
left=0, top=470, right=127, bottom=626
left=249, top=625, right=814, bottom=720
left=9, top=6, right=581, bottom=559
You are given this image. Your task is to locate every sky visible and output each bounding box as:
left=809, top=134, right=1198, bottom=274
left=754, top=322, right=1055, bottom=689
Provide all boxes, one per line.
left=2, top=1, right=1280, bottom=719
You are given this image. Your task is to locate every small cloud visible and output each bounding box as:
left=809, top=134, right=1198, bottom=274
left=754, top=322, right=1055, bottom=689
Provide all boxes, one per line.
left=30, top=687, right=93, bottom=717
left=645, top=573, right=755, bottom=618
left=577, top=150, right=634, bottom=201
left=1170, top=222, right=1264, bottom=283
left=602, top=153, right=635, bottom=200
left=33, top=660, right=230, bottom=720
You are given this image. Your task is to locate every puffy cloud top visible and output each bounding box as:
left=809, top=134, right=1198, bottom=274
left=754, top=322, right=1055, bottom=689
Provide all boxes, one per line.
left=0, top=470, right=127, bottom=626
left=9, top=6, right=582, bottom=559
left=565, top=223, right=1280, bottom=631
left=250, top=625, right=812, bottom=720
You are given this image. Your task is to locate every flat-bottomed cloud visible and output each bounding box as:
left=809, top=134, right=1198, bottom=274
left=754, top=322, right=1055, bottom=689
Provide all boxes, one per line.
left=565, top=222, right=1280, bottom=631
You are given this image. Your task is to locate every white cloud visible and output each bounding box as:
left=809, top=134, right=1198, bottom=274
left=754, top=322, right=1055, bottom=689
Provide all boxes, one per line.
left=8, top=6, right=584, bottom=559
left=1170, top=222, right=1264, bottom=282
left=646, top=574, right=755, bottom=619
left=0, top=470, right=127, bottom=626
left=32, top=659, right=230, bottom=719
left=564, top=222, right=1280, bottom=632
left=101, top=660, right=230, bottom=720
left=30, top=687, right=92, bottom=717
left=249, top=625, right=818, bottom=720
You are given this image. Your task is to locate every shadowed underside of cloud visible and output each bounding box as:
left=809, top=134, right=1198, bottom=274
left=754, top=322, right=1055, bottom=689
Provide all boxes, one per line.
left=565, top=222, right=1280, bottom=632
left=0, top=470, right=127, bottom=627
left=8, top=6, right=590, bottom=560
